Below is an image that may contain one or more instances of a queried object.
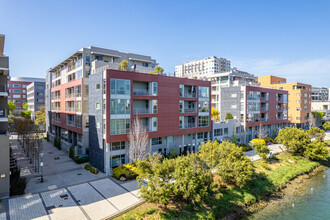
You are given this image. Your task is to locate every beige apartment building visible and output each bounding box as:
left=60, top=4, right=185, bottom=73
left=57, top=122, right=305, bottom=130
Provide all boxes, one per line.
left=258, top=75, right=311, bottom=128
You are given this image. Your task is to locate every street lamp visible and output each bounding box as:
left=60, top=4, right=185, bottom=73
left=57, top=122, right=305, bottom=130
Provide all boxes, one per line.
left=40, top=153, right=44, bottom=182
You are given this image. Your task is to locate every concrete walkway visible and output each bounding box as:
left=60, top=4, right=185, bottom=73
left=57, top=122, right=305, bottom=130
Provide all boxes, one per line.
left=245, top=143, right=284, bottom=162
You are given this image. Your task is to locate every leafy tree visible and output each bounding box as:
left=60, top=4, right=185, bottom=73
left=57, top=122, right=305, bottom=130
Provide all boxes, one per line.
left=35, top=106, right=46, bottom=126
left=8, top=101, right=16, bottom=113
left=307, top=127, right=325, bottom=142
left=150, top=65, right=164, bottom=74
left=137, top=153, right=175, bottom=207
left=211, top=107, right=220, bottom=122
left=198, top=140, right=222, bottom=167
left=253, top=142, right=270, bottom=160
left=172, top=153, right=213, bottom=204
left=323, top=122, right=330, bottom=131
left=118, top=60, right=128, bottom=71
left=225, top=112, right=234, bottom=120
left=311, top=111, right=324, bottom=126
left=216, top=141, right=254, bottom=187
left=275, top=127, right=310, bottom=155
left=21, top=110, right=31, bottom=119
left=304, top=140, right=328, bottom=161
left=22, top=102, right=28, bottom=110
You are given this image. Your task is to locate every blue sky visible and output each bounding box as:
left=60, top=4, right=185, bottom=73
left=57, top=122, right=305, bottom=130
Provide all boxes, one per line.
left=1, top=0, right=330, bottom=87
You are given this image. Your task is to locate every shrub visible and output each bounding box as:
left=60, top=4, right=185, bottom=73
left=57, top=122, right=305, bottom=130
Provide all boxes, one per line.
left=89, top=167, right=99, bottom=174
left=304, top=140, right=328, bottom=161
left=225, top=112, right=234, bottom=120
left=69, top=146, right=75, bottom=159
left=84, top=164, right=92, bottom=170
left=239, top=144, right=252, bottom=152
left=254, top=143, right=270, bottom=160
left=249, top=138, right=266, bottom=146
left=10, top=169, right=27, bottom=196
left=113, top=163, right=138, bottom=180
left=276, top=127, right=310, bottom=155
left=323, top=122, right=330, bottom=131
left=74, top=156, right=89, bottom=164
left=263, top=137, right=274, bottom=144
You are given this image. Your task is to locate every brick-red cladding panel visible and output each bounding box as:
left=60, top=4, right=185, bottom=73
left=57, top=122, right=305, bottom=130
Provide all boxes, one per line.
left=245, top=86, right=289, bottom=127
left=106, top=69, right=211, bottom=143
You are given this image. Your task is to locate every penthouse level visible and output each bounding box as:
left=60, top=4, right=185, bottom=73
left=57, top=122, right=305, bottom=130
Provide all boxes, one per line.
left=89, top=69, right=211, bottom=174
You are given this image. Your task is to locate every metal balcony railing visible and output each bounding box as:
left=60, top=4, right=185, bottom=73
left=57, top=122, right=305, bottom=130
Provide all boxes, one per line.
left=184, top=123, right=196, bottom=129
left=184, top=108, right=196, bottom=113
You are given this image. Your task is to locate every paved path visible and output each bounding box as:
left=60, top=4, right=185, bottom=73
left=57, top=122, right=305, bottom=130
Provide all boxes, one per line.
left=10, top=135, right=106, bottom=194
left=245, top=143, right=284, bottom=162
left=6, top=178, right=142, bottom=220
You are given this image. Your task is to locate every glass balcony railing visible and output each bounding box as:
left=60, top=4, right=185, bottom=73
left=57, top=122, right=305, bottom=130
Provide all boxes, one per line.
left=133, top=89, right=149, bottom=96
left=133, top=108, right=152, bottom=114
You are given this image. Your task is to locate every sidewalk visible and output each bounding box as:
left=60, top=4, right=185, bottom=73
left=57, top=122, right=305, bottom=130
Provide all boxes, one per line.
left=244, top=143, right=284, bottom=162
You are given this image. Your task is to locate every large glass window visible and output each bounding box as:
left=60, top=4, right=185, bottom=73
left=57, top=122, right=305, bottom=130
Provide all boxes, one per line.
left=13, top=84, right=21, bottom=88
left=13, top=94, right=21, bottom=98
left=247, top=91, right=260, bottom=100
left=152, top=100, right=158, bottom=114
left=179, top=100, right=183, bottom=113
left=247, top=102, right=260, bottom=112
left=152, top=117, right=158, bottom=131
left=179, top=84, right=184, bottom=97
left=152, top=137, right=162, bottom=145
left=214, top=128, right=223, bottom=136
left=198, top=116, right=209, bottom=127
left=220, top=76, right=228, bottom=84
left=13, top=89, right=20, bottom=93
left=111, top=142, right=125, bottom=151
left=110, top=99, right=130, bottom=114
left=199, top=86, right=209, bottom=98
left=179, top=116, right=184, bottom=129
left=152, top=82, right=158, bottom=96
left=110, top=119, right=130, bottom=135
left=199, top=100, right=209, bottom=112
left=76, top=101, right=81, bottom=112
left=110, top=78, right=130, bottom=95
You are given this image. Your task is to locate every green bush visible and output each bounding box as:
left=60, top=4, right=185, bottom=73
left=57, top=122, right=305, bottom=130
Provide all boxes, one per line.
left=74, top=156, right=89, bottom=164
left=84, top=164, right=92, bottom=170
left=239, top=144, right=252, bottom=152
left=249, top=138, right=266, bottom=146
left=69, top=146, right=75, bottom=159
left=113, top=163, right=138, bottom=180
left=263, top=137, right=274, bottom=144
left=89, top=167, right=99, bottom=174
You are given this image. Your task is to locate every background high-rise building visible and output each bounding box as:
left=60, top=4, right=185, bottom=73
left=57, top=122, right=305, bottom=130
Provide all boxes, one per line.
left=0, top=34, right=10, bottom=198
left=311, top=87, right=329, bottom=102
left=174, top=56, right=231, bottom=78
left=27, top=81, right=46, bottom=122
left=8, top=77, right=45, bottom=112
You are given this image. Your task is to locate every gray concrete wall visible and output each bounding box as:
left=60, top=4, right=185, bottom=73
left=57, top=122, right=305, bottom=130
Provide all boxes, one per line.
left=0, top=132, right=9, bottom=198
left=88, top=71, right=105, bottom=172
left=220, top=87, right=241, bottom=121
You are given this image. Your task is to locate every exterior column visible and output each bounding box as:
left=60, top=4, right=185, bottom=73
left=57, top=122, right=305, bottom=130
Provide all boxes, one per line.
left=105, top=143, right=111, bottom=176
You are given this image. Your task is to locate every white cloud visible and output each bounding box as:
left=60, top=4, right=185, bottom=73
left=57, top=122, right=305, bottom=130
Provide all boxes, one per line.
left=234, top=57, right=330, bottom=87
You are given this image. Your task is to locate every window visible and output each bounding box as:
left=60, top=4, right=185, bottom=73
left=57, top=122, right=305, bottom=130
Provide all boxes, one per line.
left=152, top=82, right=158, bottom=96
left=152, top=137, right=162, bottom=145
left=103, top=119, right=106, bottom=134
left=198, top=116, right=209, bottom=127
left=224, top=128, right=228, bottom=135
left=179, top=100, right=183, bottom=113
left=199, top=100, right=209, bottom=112
left=247, top=91, right=260, bottom=100
left=13, top=84, right=21, bottom=88
left=179, top=84, right=184, bottom=97
left=110, top=78, right=130, bottom=95
left=23, top=95, right=26, bottom=98
left=214, top=128, right=223, bottom=136
left=13, top=94, right=21, bottom=98
left=304, top=93, right=307, bottom=97
left=197, top=133, right=203, bottom=139
left=110, top=119, right=130, bottom=135
left=152, top=100, right=158, bottom=113
left=8, top=84, right=10, bottom=88
left=247, top=102, right=260, bottom=112
left=199, top=86, right=209, bottom=98
left=304, top=100, right=308, bottom=104
left=304, top=106, right=307, bottom=111
left=23, top=90, right=26, bottom=93
left=111, top=142, right=125, bottom=151
left=95, top=103, right=100, bottom=110
left=96, top=122, right=100, bottom=129
left=152, top=117, right=158, bottom=131
left=96, top=84, right=100, bottom=90
left=179, top=116, right=184, bottom=129
left=76, top=101, right=81, bottom=112
left=142, top=62, right=149, bottom=67
left=296, top=107, right=302, bottom=111
left=110, top=99, right=130, bottom=114
left=296, top=117, right=302, bottom=120
left=13, top=89, right=20, bottom=93
left=85, top=85, right=89, bottom=96
left=231, top=104, right=237, bottom=109
left=296, top=100, right=302, bottom=104
left=296, top=93, right=302, bottom=97
left=231, top=93, right=237, bottom=98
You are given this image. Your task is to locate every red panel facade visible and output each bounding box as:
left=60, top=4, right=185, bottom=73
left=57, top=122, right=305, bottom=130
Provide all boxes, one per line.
left=245, top=86, right=289, bottom=127
left=8, top=81, right=32, bottom=109
left=106, top=69, right=211, bottom=143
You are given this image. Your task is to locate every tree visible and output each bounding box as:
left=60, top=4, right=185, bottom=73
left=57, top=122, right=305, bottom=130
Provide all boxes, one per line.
left=172, top=153, right=213, bottom=204
left=230, top=133, right=238, bottom=145
left=21, top=110, right=31, bottom=119
left=216, top=141, right=254, bottom=187
left=225, top=112, right=234, bottom=120
left=211, top=107, right=220, bottom=122
left=22, top=102, right=28, bottom=110
left=253, top=142, right=270, bottom=160
left=308, top=113, right=317, bottom=128
left=8, top=101, right=16, bottom=123
left=118, top=60, right=128, bottom=71
left=323, top=122, right=330, bottom=131
left=257, top=125, right=268, bottom=139
left=35, top=106, right=46, bottom=126
left=275, top=127, right=310, bottom=155
left=150, top=65, right=164, bottom=74
left=198, top=140, right=222, bottom=167
left=304, top=140, right=328, bottom=161
left=137, top=153, right=175, bottom=207
left=129, top=118, right=149, bottom=162
left=311, top=111, right=324, bottom=127
left=307, top=127, right=325, bottom=142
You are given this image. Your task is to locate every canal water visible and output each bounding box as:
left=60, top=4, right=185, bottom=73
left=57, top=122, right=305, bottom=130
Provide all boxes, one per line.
left=249, top=168, right=330, bottom=220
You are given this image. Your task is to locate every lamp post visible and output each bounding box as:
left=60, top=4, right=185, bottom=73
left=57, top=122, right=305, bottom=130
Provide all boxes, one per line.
left=40, top=153, right=44, bottom=182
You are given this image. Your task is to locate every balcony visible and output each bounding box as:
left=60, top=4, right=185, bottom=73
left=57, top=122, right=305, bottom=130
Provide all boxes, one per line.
left=67, top=120, right=75, bottom=126
left=276, top=94, right=283, bottom=102
left=0, top=109, right=8, bottom=122
left=66, top=93, right=75, bottom=99
left=132, top=81, right=157, bottom=96
left=261, top=103, right=268, bottom=111
left=276, top=104, right=283, bottom=111
left=133, top=100, right=157, bottom=115
left=180, top=85, right=197, bottom=98
left=133, top=108, right=151, bottom=114
left=276, top=113, right=283, bottom=120
left=183, top=122, right=197, bottom=129
left=133, top=89, right=149, bottom=96
left=0, top=85, right=8, bottom=96
left=52, top=95, right=61, bottom=100
left=66, top=107, right=75, bottom=112
left=260, top=93, right=269, bottom=101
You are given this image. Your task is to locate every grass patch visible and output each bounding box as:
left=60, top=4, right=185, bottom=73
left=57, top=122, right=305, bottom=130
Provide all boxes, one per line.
left=115, top=152, right=326, bottom=220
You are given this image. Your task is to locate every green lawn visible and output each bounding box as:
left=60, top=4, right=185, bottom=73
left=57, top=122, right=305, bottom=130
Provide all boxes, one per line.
left=115, top=152, right=325, bottom=220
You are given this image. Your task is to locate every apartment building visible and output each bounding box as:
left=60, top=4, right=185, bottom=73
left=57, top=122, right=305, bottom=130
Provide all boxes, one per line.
left=219, top=85, right=289, bottom=143
left=175, top=56, right=231, bottom=78
left=88, top=69, right=211, bottom=174
left=46, top=46, right=158, bottom=155
left=8, top=77, right=45, bottom=112
left=0, top=34, right=10, bottom=198
left=311, top=87, right=328, bottom=102
left=258, top=76, right=311, bottom=129
left=27, top=81, right=46, bottom=122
